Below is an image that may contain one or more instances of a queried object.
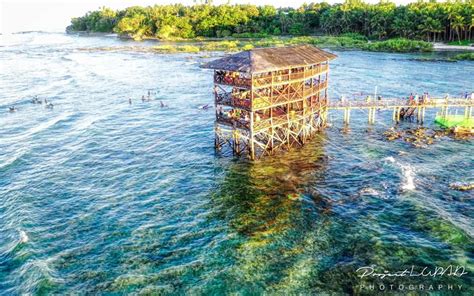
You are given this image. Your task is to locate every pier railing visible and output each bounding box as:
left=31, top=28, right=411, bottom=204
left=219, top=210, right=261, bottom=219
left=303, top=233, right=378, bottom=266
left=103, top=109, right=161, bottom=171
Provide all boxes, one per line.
left=328, top=98, right=473, bottom=110
left=327, top=97, right=473, bottom=125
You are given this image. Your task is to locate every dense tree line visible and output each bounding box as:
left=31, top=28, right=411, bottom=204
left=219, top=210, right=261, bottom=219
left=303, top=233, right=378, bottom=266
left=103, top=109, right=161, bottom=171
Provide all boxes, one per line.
left=68, top=0, right=474, bottom=42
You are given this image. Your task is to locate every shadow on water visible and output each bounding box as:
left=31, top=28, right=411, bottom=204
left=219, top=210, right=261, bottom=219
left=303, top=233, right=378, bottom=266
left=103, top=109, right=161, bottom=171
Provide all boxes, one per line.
left=201, top=133, right=473, bottom=295
left=204, top=133, right=337, bottom=294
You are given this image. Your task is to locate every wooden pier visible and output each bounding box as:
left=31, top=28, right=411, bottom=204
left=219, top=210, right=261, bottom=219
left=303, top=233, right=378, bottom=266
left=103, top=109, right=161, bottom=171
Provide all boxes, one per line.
left=328, top=98, right=473, bottom=125
left=203, top=45, right=473, bottom=160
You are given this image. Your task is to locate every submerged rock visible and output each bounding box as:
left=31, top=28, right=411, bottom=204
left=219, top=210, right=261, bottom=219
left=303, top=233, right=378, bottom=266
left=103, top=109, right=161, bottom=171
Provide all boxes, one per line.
left=383, top=127, right=457, bottom=148
left=449, top=182, right=474, bottom=191
left=287, top=193, right=303, bottom=201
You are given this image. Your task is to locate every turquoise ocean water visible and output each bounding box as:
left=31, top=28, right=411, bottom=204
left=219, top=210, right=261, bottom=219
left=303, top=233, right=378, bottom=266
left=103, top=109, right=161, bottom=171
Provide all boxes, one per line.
left=0, top=32, right=473, bottom=294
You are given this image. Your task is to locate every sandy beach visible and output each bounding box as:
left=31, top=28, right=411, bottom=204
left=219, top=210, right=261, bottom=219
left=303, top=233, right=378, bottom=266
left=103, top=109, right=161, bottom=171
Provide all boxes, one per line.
left=433, top=42, right=474, bottom=51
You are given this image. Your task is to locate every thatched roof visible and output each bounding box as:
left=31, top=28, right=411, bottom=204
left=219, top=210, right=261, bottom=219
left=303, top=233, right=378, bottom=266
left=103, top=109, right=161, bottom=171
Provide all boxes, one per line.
left=202, top=45, right=337, bottom=73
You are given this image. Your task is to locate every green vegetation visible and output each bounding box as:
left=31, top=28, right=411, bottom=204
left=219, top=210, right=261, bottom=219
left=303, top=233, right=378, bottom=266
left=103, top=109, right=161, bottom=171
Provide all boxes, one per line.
left=69, top=1, right=474, bottom=42
left=447, top=40, right=472, bottom=46
left=435, top=115, right=474, bottom=128
left=68, top=1, right=473, bottom=53
left=151, top=44, right=200, bottom=53
left=85, top=36, right=432, bottom=54
left=364, top=38, right=433, bottom=52
left=452, top=52, right=474, bottom=60
left=70, top=7, right=117, bottom=32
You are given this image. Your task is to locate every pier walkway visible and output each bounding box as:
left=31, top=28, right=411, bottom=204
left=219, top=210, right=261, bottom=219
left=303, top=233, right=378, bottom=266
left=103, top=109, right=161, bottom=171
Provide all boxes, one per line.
left=327, top=97, right=473, bottom=124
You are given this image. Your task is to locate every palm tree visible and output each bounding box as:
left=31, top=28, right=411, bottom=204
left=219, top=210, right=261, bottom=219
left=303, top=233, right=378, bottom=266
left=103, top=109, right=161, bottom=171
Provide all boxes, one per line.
left=470, top=15, right=474, bottom=41
left=452, top=15, right=465, bottom=43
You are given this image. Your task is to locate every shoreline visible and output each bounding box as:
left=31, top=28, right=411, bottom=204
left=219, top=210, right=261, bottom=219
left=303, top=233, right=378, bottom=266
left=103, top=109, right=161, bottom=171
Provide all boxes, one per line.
left=433, top=42, right=474, bottom=52
left=67, top=31, right=474, bottom=54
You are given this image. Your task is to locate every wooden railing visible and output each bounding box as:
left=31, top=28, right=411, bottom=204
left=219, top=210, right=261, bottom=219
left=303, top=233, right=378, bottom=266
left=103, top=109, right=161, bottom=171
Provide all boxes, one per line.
left=216, top=81, right=328, bottom=110
left=216, top=114, right=250, bottom=130
left=215, top=92, right=232, bottom=105
left=253, top=64, right=329, bottom=88
left=216, top=92, right=251, bottom=109
left=213, top=64, right=329, bottom=89
left=252, top=81, right=328, bottom=109
left=252, top=111, right=308, bottom=131
left=214, top=75, right=251, bottom=88
left=328, top=98, right=473, bottom=109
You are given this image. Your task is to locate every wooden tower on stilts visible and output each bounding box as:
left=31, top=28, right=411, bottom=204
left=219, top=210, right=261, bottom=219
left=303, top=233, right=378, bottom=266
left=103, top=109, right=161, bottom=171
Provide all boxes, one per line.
left=202, top=45, right=337, bottom=160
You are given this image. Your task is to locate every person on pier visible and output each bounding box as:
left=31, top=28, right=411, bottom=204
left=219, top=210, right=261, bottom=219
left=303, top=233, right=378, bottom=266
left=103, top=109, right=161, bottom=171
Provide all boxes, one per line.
left=424, top=92, right=430, bottom=103
left=340, top=95, right=345, bottom=106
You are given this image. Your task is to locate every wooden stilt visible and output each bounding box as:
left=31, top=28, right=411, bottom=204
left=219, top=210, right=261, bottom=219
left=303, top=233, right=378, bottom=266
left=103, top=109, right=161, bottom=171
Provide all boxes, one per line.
left=465, top=106, right=472, bottom=119
left=249, top=112, right=255, bottom=160
left=234, top=129, right=240, bottom=155
left=368, top=108, right=376, bottom=124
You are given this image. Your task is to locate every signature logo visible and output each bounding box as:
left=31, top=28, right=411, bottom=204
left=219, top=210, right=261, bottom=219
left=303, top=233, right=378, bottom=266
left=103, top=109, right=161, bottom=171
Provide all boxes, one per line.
left=356, top=265, right=468, bottom=279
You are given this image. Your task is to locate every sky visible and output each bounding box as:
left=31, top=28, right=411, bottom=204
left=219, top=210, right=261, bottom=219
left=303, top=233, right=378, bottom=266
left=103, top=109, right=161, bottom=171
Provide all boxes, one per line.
left=1, top=0, right=419, bottom=34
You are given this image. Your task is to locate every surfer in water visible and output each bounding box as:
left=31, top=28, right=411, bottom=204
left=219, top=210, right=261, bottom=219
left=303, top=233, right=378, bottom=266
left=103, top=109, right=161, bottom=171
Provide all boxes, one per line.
left=31, top=96, right=41, bottom=104
left=9, top=106, right=17, bottom=112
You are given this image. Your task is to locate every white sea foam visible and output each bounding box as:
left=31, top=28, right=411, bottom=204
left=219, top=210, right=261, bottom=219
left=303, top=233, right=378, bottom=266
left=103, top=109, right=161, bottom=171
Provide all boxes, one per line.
left=382, top=156, right=416, bottom=190
left=72, top=115, right=98, bottom=132
left=19, top=230, right=29, bottom=243
left=359, top=187, right=379, bottom=196
left=401, top=165, right=416, bottom=190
